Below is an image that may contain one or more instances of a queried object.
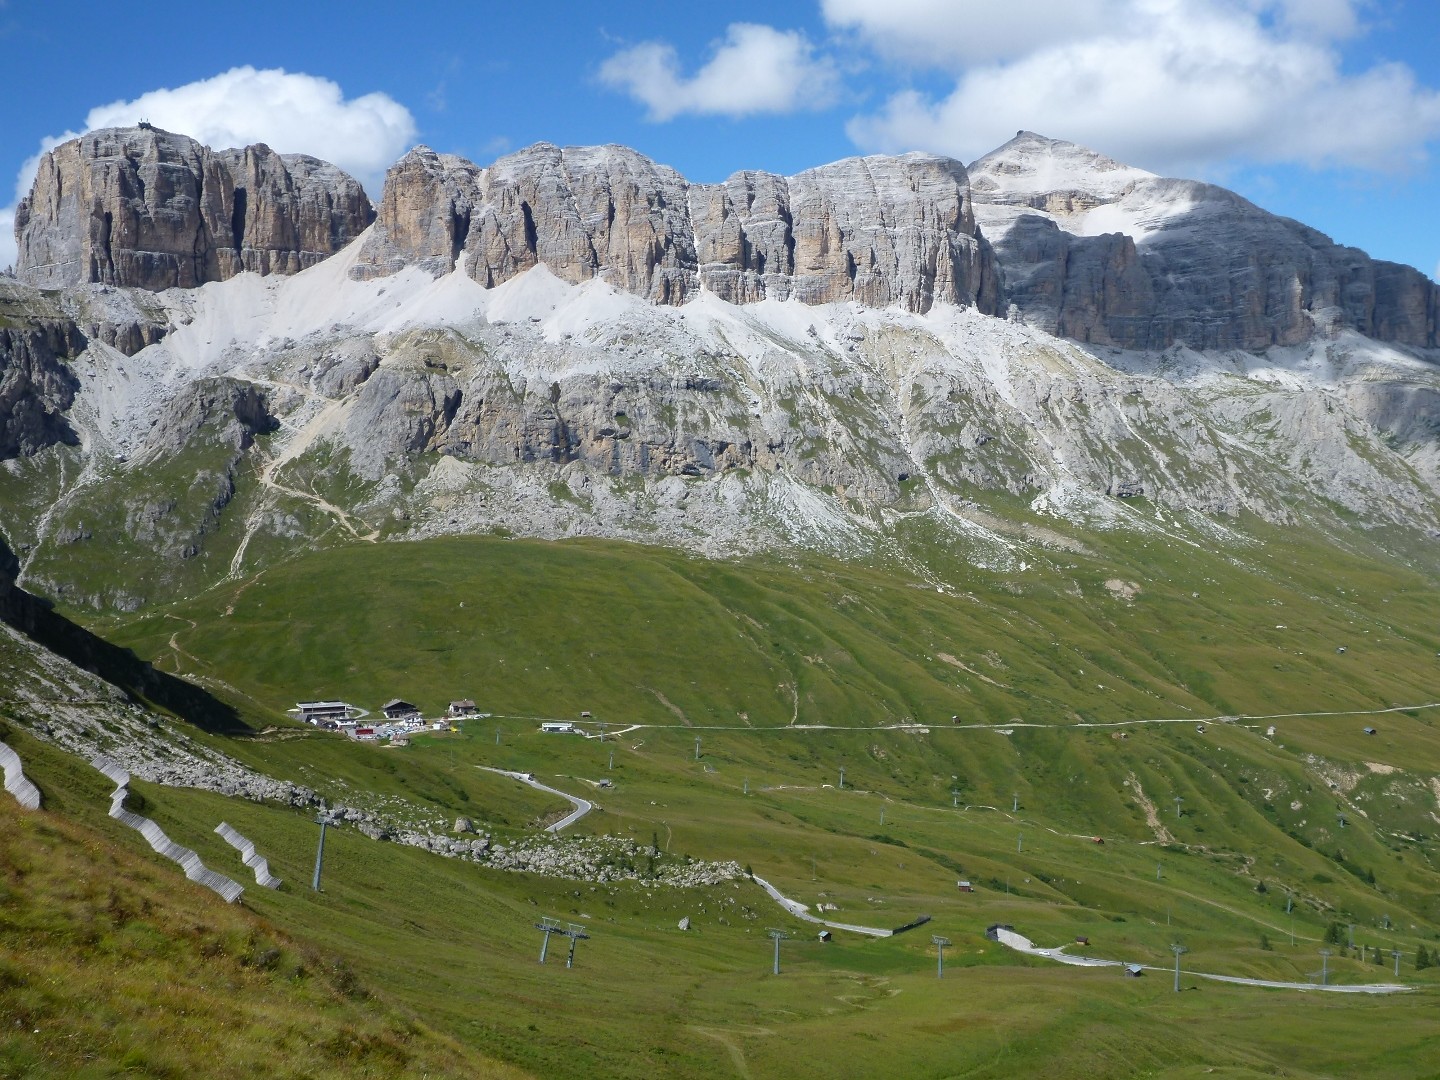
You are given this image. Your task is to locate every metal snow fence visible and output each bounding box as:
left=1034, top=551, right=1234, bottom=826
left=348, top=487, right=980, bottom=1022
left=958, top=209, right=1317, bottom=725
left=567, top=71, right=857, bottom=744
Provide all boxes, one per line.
left=215, top=822, right=282, bottom=889
left=0, top=741, right=41, bottom=810
left=90, top=754, right=244, bottom=904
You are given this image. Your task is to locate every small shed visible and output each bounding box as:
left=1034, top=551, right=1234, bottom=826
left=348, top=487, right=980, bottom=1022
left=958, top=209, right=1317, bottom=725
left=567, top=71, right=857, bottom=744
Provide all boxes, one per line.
left=818, top=930, right=833, bottom=942
left=1363, top=726, right=1377, bottom=735
left=1124, top=963, right=1144, bottom=978
left=580, top=710, right=593, bottom=718
left=1075, top=936, right=1090, bottom=946
left=382, top=699, right=420, bottom=720
left=956, top=880, right=974, bottom=892
left=449, top=699, right=476, bottom=717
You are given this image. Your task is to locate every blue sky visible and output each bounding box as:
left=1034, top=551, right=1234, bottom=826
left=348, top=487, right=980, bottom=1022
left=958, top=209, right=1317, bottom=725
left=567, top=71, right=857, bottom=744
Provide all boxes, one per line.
left=3, top=0, right=1437, bottom=281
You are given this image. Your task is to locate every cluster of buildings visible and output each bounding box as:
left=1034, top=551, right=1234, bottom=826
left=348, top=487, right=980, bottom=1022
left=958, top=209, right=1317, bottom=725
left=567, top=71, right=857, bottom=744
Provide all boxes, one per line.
left=294, top=698, right=480, bottom=743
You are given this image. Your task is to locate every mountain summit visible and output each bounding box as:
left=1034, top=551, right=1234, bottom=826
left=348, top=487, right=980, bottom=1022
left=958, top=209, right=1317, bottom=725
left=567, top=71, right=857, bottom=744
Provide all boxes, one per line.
left=3, top=127, right=1439, bottom=612
left=351, top=142, right=1001, bottom=315
left=15, top=128, right=1436, bottom=352
left=968, top=132, right=1437, bottom=351
left=15, top=126, right=374, bottom=291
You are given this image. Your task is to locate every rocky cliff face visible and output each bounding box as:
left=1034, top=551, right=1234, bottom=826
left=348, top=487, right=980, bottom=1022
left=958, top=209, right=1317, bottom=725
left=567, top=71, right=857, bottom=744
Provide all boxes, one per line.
left=2, top=130, right=1439, bottom=613
left=0, top=282, right=84, bottom=457
left=970, top=132, right=1439, bottom=351
left=354, top=143, right=1002, bottom=315
left=15, top=127, right=374, bottom=291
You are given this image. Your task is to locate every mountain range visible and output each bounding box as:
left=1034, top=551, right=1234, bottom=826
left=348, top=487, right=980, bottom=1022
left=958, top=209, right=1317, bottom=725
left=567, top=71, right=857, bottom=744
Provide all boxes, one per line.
left=2, top=124, right=1438, bottom=611
left=6, top=123, right=1440, bottom=1080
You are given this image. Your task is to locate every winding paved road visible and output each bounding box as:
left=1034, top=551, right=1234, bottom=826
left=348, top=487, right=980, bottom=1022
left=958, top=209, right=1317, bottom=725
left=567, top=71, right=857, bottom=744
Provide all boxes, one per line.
left=483, top=700, right=1440, bottom=739
left=750, top=874, right=893, bottom=937
left=994, top=927, right=1411, bottom=994
left=476, top=766, right=593, bottom=832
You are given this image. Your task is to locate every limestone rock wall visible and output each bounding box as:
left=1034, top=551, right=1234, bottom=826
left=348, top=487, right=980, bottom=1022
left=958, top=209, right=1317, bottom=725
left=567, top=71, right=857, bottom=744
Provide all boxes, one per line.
left=354, top=143, right=1002, bottom=315
left=971, top=132, right=1439, bottom=351
left=15, top=127, right=373, bottom=291
left=0, top=283, right=84, bottom=457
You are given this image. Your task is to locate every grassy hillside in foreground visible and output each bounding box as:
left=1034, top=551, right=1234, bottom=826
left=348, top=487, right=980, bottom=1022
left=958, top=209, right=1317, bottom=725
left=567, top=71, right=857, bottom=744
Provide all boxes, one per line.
left=6, top=720, right=1440, bottom=1080
left=5, top=524, right=1439, bottom=1076
left=0, top=730, right=524, bottom=1079
left=86, top=530, right=1440, bottom=927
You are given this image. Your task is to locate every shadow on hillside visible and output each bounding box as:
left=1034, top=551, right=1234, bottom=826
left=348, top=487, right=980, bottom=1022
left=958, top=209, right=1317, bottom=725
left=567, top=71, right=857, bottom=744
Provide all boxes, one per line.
left=0, top=535, right=251, bottom=736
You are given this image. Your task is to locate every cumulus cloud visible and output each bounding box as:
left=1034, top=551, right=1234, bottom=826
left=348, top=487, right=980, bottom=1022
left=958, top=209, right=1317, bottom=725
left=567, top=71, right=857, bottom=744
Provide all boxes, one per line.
left=2, top=67, right=416, bottom=271
left=599, top=23, right=840, bottom=121
left=823, top=0, right=1128, bottom=67
left=832, top=0, right=1440, bottom=175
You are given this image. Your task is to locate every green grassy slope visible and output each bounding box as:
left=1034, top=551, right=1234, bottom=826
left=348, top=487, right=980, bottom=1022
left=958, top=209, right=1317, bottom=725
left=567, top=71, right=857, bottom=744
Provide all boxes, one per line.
left=7, top=714, right=1440, bottom=1080
left=8, top=520, right=1440, bottom=1076
left=104, top=525, right=1440, bottom=733
left=0, top=728, right=525, bottom=1079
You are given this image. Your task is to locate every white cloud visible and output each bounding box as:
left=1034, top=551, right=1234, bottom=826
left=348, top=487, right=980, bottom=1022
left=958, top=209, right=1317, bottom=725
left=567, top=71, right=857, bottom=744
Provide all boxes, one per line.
left=80, top=67, right=415, bottom=193
left=3, top=67, right=417, bottom=273
left=1258, top=0, right=1364, bottom=40
left=599, top=23, right=840, bottom=121
left=822, top=0, right=1129, bottom=67
left=833, top=0, right=1440, bottom=175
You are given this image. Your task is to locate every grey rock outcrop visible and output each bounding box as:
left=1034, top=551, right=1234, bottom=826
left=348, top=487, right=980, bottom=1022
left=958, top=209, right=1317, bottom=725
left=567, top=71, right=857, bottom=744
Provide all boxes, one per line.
left=970, top=131, right=1439, bottom=351
left=140, top=377, right=278, bottom=459
left=354, top=143, right=1001, bottom=315
left=15, top=126, right=374, bottom=291
left=0, top=281, right=83, bottom=457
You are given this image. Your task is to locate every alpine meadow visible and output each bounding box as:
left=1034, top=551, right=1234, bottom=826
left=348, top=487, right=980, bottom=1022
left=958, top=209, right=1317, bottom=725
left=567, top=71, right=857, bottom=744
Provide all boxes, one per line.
left=4, top=38, right=1440, bottom=1079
